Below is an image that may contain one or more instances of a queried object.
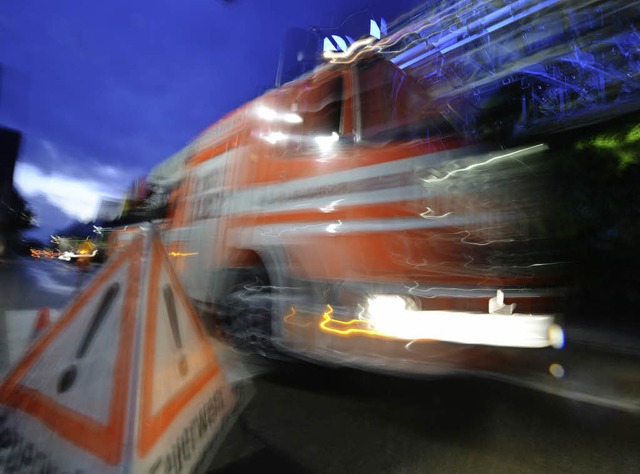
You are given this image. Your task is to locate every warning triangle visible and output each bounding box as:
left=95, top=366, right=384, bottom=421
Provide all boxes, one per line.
left=136, top=234, right=231, bottom=463
left=0, top=227, right=249, bottom=473
left=0, top=237, right=141, bottom=468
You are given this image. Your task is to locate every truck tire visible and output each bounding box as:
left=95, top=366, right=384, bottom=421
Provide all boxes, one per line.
left=217, top=266, right=273, bottom=355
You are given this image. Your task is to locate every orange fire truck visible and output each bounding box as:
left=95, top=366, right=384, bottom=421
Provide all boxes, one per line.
left=111, top=49, right=565, bottom=374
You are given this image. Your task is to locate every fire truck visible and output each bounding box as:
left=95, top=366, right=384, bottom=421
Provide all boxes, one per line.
left=110, top=43, right=569, bottom=373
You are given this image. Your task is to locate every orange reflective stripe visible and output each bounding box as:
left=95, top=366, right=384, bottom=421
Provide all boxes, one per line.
left=225, top=200, right=432, bottom=228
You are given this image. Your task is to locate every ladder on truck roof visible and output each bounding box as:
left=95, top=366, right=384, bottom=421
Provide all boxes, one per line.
left=377, top=0, right=640, bottom=139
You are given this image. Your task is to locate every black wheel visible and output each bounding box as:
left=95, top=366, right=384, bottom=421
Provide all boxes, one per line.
left=217, top=266, right=273, bottom=355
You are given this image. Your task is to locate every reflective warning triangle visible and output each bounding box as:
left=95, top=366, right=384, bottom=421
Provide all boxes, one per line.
left=0, top=227, right=247, bottom=473
left=135, top=233, right=237, bottom=472
left=0, top=238, right=141, bottom=470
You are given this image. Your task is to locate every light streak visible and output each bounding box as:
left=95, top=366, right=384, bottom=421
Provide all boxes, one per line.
left=323, top=37, right=376, bottom=62
left=317, top=296, right=562, bottom=347
left=325, top=220, right=342, bottom=234
left=314, top=132, right=339, bottom=152
left=259, top=223, right=327, bottom=238
left=421, top=145, right=547, bottom=183
left=260, top=131, right=288, bottom=145
left=319, top=305, right=387, bottom=338
left=283, top=306, right=296, bottom=321
left=457, top=230, right=517, bottom=246
left=484, top=261, right=567, bottom=273
left=283, top=113, right=303, bottom=124
left=168, top=251, right=199, bottom=257
left=420, top=207, right=453, bottom=219
left=31, top=248, right=60, bottom=259
left=283, top=307, right=312, bottom=327
left=57, top=250, right=98, bottom=261
left=319, top=199, right=344, bottom=213
left=255, top=106, right=277, bottom=121
left=255, top=106, right=303, bottom=124
left=404, top=257, right=432, bottom=270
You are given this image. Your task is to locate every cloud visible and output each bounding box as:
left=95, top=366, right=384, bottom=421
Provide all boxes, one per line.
left=14, top=162, right=127, bottom=223
left=11, top=137, right=144, bottom=237
left=3, top=0, right=417, bottom=245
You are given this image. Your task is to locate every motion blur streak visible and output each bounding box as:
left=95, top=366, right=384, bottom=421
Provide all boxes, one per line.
left=319, top=305, right=385, bottom=338
left=367, top=303, right=563, bottom=348
left=319, top=300, right=563, bottom=349
left=102, top=0, right=640, bottom=373
left=283, top=307, right=312, bottom=328
left=323, top=37, right=377, bottom=62
left=379, top=0, right=640, bottom=136
left=420, top=144, right=547, bottom=183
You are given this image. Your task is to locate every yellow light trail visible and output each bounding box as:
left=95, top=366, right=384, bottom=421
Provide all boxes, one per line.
left=319, top=305, right=390, bottom=338
left=168, top=251, right=199, bottom=257
left=283, top=307, right=313, bottom=327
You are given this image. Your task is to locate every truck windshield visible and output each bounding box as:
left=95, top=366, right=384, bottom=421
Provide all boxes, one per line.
left=357, top=57, right=455, bottom=142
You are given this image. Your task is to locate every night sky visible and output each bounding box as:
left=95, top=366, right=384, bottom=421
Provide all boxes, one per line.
left=1, top=0, right=420, bottom=241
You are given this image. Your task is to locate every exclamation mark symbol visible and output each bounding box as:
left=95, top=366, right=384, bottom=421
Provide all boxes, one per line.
left=57, top=283, right=120, bottom=393
left=163, top=286, right=189, bottom=377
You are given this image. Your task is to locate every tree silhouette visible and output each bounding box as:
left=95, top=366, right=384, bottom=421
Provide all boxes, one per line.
left=2, top=187, right=35, bottom=231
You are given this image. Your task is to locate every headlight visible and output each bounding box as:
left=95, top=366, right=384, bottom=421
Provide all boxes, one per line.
left=362, top=293, right=562, bottom=348
left=365, top=295, right=419, bottom=320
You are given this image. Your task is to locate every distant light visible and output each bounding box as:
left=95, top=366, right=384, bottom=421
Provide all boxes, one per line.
left=549, top=363, right=565, bottom=378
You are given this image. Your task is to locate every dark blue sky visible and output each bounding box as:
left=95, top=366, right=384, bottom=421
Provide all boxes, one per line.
left=1, top=0, right=421, bottom=241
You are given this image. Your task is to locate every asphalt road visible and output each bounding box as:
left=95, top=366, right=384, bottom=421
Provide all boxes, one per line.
left=208, top=354, right=640, bottom=474
left=2, top=256, right=639, bottom=473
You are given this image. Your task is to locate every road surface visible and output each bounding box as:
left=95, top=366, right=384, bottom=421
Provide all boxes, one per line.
left=1, top=256, right=639, bottom=473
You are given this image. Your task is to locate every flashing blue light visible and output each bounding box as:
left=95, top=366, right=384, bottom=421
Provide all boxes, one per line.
left=332, top=35, right=348, bottom=52
left=380, top=17, right=387, bottom=36
left=323, top=37, right=337, bottom=52
left=370, top=19, right=381, bottom=39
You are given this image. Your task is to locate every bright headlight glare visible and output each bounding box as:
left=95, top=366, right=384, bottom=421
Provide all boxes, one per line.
left=366, top=295, right=418, bottom=319
left=363, top=294, right=561, bottom=348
